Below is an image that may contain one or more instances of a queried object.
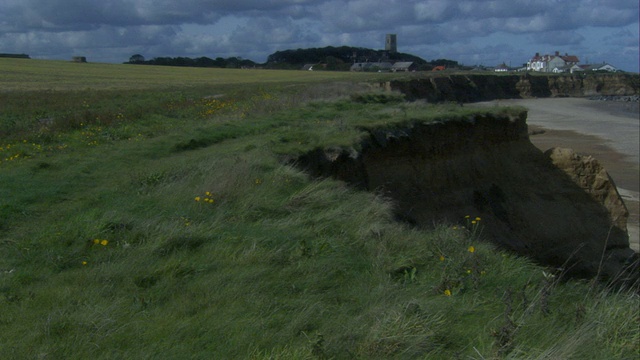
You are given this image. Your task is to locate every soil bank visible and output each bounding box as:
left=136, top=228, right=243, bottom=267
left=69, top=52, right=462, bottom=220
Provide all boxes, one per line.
left=471, top=98, right=639, bottom=252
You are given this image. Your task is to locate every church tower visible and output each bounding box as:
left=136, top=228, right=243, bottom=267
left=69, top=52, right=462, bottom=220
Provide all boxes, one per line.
left=385, top=34, right=397, bottom=53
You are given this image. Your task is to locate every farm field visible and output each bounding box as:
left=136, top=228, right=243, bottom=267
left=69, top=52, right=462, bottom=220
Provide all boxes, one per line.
left=0, top=59, right=638, bottom=359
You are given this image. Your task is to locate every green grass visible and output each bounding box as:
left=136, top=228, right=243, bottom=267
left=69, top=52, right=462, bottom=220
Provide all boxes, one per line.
left=0, top=60, right=638, bottom=359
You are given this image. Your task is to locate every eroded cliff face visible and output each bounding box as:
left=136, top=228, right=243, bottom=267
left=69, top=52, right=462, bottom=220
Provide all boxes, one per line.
left=388, top=73, right=639, bottom=102
left=296, top=112, right=638, bottom=282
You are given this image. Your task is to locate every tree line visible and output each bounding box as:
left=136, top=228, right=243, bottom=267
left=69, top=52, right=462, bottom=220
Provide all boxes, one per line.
left=126, top=55, right=258, bottom=68
left=125, top=47, right=459, bottom=71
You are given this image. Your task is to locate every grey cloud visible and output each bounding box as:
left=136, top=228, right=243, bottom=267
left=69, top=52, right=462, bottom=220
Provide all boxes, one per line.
left=533, top=30, right=586, bottom=46
left=0, top=0, right=637, bottom=71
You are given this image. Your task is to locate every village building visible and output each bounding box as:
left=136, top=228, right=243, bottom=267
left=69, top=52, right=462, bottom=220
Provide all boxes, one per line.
left=350, top=62, right=393, bottom=72
left=391, top=62, right=415, bottom=72
left=571, top=62, right=619, bottom=73
left=494, top=63, right=510, bottom=72
left=527, top=51, right=579, bottom=73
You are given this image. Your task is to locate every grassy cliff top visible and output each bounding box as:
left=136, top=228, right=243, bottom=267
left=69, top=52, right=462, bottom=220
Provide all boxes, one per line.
left=0, top=60, right=637, bottom=359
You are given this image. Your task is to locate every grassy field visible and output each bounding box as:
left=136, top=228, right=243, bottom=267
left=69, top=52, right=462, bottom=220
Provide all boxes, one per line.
left=0, top=59, right=638, bottom=359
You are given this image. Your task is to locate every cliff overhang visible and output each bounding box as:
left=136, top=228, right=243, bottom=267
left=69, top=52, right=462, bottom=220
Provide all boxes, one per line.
left=295, top=111, right=638, bottom=284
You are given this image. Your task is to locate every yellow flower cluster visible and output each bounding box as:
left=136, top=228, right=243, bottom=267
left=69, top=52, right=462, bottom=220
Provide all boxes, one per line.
left=464, top=215, right=482, bottom=224
left=199, top=98, right=237, bottom=118
left=195, top=191, right=215, bottom=204
left=0, top=140, right=46, bottom=165
left=259, top=90, right=276, bottom=100
left=93, top=239, right=109, bottom=246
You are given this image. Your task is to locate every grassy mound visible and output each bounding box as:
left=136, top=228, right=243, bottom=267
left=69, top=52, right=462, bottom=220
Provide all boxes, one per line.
left=0, top=60, right=638, bottom=359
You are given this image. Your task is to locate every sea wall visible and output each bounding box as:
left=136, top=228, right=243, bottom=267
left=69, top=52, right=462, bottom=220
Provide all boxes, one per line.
left=387, top=73, right=640, bottom=102
left=296, top=112, right=638, bottom=283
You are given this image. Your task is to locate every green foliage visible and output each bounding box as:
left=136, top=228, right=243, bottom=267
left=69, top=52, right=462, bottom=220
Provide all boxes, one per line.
left=350, top=91, right=406, bottom=104
left=0, top=60, right=637, bottom=359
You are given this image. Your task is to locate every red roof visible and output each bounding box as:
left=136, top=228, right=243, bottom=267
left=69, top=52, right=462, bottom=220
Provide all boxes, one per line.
left=530, top=53, right=579, bottom=63
left=561, top=55, right=580, bottom=63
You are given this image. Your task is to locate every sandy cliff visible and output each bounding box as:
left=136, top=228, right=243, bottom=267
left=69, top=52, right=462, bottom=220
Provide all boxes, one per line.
left=296, top=112, right=638, bottom=283
left=388, top=73, right=639, bottom=102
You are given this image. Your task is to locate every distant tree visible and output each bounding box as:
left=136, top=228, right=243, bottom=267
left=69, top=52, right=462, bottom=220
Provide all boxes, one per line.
left=265, top=46, right=429, bottom=70
left=124, top=55, right=257, bottom=68
left=429, top=59, right=459, bottom=68
left=0, top=53, right=30, bottom=59
left=128, top=54, right=145, bottom=63
left=324, top=56, right=341, bottom=70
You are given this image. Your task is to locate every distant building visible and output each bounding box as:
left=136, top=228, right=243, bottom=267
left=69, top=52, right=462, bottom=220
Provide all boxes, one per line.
left=527, top=51, right=579, bottom=72
left=385, top=34, right=397, bottom=53
left=572, top=62, right=618, bottom=73
left=494, top=63, right=510, bottom=72
left=391, top=62, right=415, bottom=72
left=350, top=62, right=393, bottom=72
left=71, top=56, right=87, bottom=63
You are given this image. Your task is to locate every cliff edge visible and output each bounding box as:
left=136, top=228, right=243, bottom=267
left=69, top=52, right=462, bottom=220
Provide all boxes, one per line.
left=387, top=73, right=639, bottom=102
left=296, top=111, right=638, bottom=283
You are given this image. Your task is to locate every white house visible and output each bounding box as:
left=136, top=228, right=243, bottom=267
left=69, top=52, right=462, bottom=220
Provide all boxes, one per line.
left=527, top=51, right=580, bottom=72
left=571, top=63, right=619, bottom=73
left=494, top=63, right=510, bottom=72
left=590, top=63, right=618, bottom=72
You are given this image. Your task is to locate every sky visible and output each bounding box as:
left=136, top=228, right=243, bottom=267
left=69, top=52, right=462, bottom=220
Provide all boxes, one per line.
left=1, top=0, right=638, bottom=72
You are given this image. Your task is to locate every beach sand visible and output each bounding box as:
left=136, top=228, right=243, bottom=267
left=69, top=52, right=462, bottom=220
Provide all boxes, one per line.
left=472, top=98, right=639, bottom=252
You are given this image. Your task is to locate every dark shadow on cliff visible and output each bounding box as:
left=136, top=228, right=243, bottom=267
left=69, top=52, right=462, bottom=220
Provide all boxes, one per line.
left=294, top=112, right=639, bottom=286
left=388, top=73, right=639, bottom=103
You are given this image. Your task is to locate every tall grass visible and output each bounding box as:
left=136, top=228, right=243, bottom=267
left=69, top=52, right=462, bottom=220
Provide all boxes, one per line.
left=0, top=61, right=638, bottom=359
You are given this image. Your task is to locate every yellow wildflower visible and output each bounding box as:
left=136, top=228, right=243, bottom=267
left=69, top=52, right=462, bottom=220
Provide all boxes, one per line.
left=444, top=289, right=452, bottom=296
left=475, top=217, right=481, bottom=221
left=468, top=246, right=475, bottom=253
left=82, top=261, right=88, bottom=266
left=100, top=239, right=109, bottom=246
left=93, top=239, right=100, bottom=245
left=439, top=255, right=445, bottom=262
left=205, top=191, right=212, bottom=196
left=195, top=196, right=201, bottom=202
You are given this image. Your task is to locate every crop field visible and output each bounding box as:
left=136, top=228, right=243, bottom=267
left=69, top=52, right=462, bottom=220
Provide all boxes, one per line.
left=0, top=59, right=638, bottom=359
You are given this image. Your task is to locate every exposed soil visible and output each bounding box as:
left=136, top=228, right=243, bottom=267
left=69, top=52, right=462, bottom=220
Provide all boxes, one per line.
left=471, top=98, right=639, bottom=253
left=296, top=112, right=638, bottom=282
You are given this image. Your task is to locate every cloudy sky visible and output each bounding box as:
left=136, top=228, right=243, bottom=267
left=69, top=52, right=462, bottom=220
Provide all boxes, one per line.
left=1, top=0, right=638, bottom=71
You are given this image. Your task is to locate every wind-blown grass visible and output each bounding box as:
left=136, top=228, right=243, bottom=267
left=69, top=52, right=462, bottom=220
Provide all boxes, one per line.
left=0, top=60, right=637, bottom=359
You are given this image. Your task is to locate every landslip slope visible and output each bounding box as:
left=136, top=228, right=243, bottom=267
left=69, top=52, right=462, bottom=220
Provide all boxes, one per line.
left=296, top=110, right=638, bottom=283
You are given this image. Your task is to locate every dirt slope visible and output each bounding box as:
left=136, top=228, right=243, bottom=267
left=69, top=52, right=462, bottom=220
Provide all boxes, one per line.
left=297, top=112, right=638, bottom=283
